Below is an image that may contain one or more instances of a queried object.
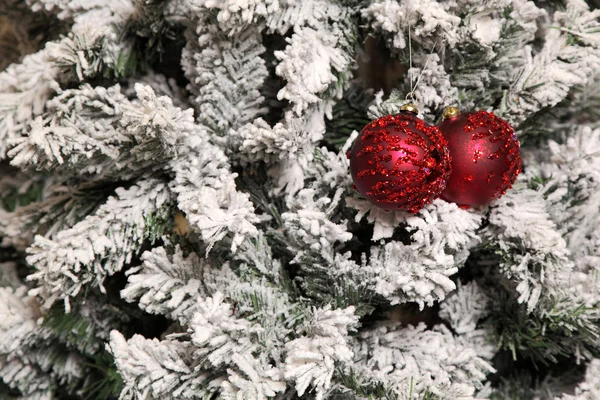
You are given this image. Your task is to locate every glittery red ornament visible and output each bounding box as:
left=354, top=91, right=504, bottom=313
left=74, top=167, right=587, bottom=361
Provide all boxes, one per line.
left=348, top=110, right=452, bottom=213
left=437, top=110, right=522, bottom=208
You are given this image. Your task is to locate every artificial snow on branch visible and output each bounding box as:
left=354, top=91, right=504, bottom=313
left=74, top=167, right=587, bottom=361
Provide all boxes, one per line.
left=503, top=1, right=600, bottom=125
left=484, top=188, right=573, bottom=312
left=284, top=305, right=358, bottom=400
left=121, top=245, right=222, bottom=325
left=181, top=22, right=267, bottom=144
left=170, top=138, right=261, bottom=253
left=275, top=26, right=352, bottom=116
left=8, top=83, right=193, bottom=177
left=27, top=178, right=172, bottom=311
left=354, top=322, right=495, bottom=399
left=362, top=0, right=461, bottom=50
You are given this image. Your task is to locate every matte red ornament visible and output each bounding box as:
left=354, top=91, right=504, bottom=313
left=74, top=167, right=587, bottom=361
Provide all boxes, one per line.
left=348, top=110, right=452, bottom=213
left=438, top=110, right=522, bottom=208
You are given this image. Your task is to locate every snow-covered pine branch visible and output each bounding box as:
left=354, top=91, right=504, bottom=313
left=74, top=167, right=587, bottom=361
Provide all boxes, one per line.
left=439, top=281, right=498, bottom=361
left=526, top=126, right=600, bottom=262
left=191, top=0, right=345, bottom=35
left=354, top=322, right=495, bottom=399
left=365, top=240, right=457, bottom=308
left=26, top=178, right=172, bottom=311
left=284, top=305, right=358, bottom=400
left=440, top=281, right=491, bottom=336
left=282, top=188, right=352, bottom=264
left=180, top=21, right=267, bottom=146
left=0, top=0, right=136, bottom=159
left=275, top=25, right=353, bottom=116
left=503, top=1, right=600, bottom=126
left=122, top=235, right=298, bottom=351
left=350, top=199, right=481, bottom=308
left=109, top=331, right=218, bottom=399
left=120, top=245, right=220, bottom=325
left=0, top=286, right=88, bottom=397
left=233, top=111, right=323, bottom=166
left=8, top=83, right=193, bottom=177
left=484, top=188, right=573, bottom=312
left=0, top=178, right=116, bottom=251
left=170, top=138, right=261, bottom=253
left=362, top=0, right=461, bottom=50
left=111, top=291, right=288, bottom=399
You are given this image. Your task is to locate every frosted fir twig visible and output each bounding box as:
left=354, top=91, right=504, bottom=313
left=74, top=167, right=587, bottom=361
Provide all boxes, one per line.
left=284, top=305, right=358, bottom=400
left=275, top=26, right=353, bottom=116
left=109, top=331, right=220, bottom=400
left=405, top=200, right=481, bottom=259
left=189, top=292, right=264, bottom=366
left=0, top=2, right=136, bottom=160
left=440, top=281, right=491, bottom=336
left=187, top=0, right=345, bottom=35
left=526, top=126, right=600, bottom=259
left=233, top=233, right=285, bottom=283
left=346, top=196, right=410, bottom=241
left=171, top=139, right=261, bottom=253
left=349, top=200, right=481, bottom=307
left=7, top=84, right=128, bottom=171
left=362, top=0, right=461, bottom=50
left=282, top=188, right=352, bottom=264
left=348, top=196, right=480, bottom=246
left=355, top=322, right=495, bottom=399
left=121, top=245, right=227, bottom=325
left=8, top=83, right=193, bottom=177
left=124, top=71, right=191, bottom=110
left=233, top=111, right=323, bottom=165
left=263, top=105, right=332, bottom=198
left=123, top=241, right=297, bottom=354
left=365, top=240, right=458, bottom=308
left=111, top=291, right=287, bottom=399
left=0, top=179, right=118, bottom=251
left=220, top=353, right=286, bottom=400
left=0, top=286, right=87, bottom=397
left=0, top=286, right=52, bottom=396
left=181, top=23, right=267, bottom=142
left=0, top=49, right=59, bottom=159
left=484, top=188, right=573, bottom=312
left=503, top=2, right=600, bottom=126
left=26, top=178, right=172, bottom=311
left=312, top=144, right=354, bottom=192
left=440, top=281, right=498, bottom=361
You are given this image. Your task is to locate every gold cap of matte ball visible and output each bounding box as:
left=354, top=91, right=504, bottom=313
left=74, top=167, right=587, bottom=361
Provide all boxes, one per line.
left=442, top=106, right=461, bottom=119
left=400, top=103, right=419, bottom=114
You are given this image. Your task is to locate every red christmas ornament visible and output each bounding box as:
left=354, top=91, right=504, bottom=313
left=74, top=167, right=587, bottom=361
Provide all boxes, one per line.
left=437, top=108, right=522, bottom=208
left=348, top=105, right=451, bottom=213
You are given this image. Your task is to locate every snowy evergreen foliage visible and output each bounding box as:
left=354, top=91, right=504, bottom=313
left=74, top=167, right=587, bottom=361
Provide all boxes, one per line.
left=1, top=0, right=600, bottom=399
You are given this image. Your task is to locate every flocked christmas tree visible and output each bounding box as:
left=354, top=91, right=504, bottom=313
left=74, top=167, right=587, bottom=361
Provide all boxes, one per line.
left=0, top=0, right=600, bottom=399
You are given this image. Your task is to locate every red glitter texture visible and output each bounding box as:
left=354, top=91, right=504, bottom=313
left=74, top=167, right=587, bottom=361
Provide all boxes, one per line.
left=438, top=110, right=522, bottom=208
left=349, top=111, right=452, bottom=213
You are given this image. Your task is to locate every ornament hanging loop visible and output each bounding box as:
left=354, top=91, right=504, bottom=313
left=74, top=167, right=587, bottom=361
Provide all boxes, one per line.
left=402, top=92, right=419, bottom=114
left=442, top=106, right=461, bottom=120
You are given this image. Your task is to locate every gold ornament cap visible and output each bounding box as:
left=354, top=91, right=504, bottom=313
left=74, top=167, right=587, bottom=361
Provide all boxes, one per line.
left=442, top=106, right=461, bottom=120
left=400, top=103, right=419, bottom=114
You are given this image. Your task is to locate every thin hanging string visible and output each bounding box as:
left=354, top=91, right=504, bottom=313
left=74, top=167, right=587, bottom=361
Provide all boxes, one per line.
left=412, top=39, right=439, bottom=94
left=407, top=19, right=439, bottom=102
left=408, top=23, right=414, bottom=99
